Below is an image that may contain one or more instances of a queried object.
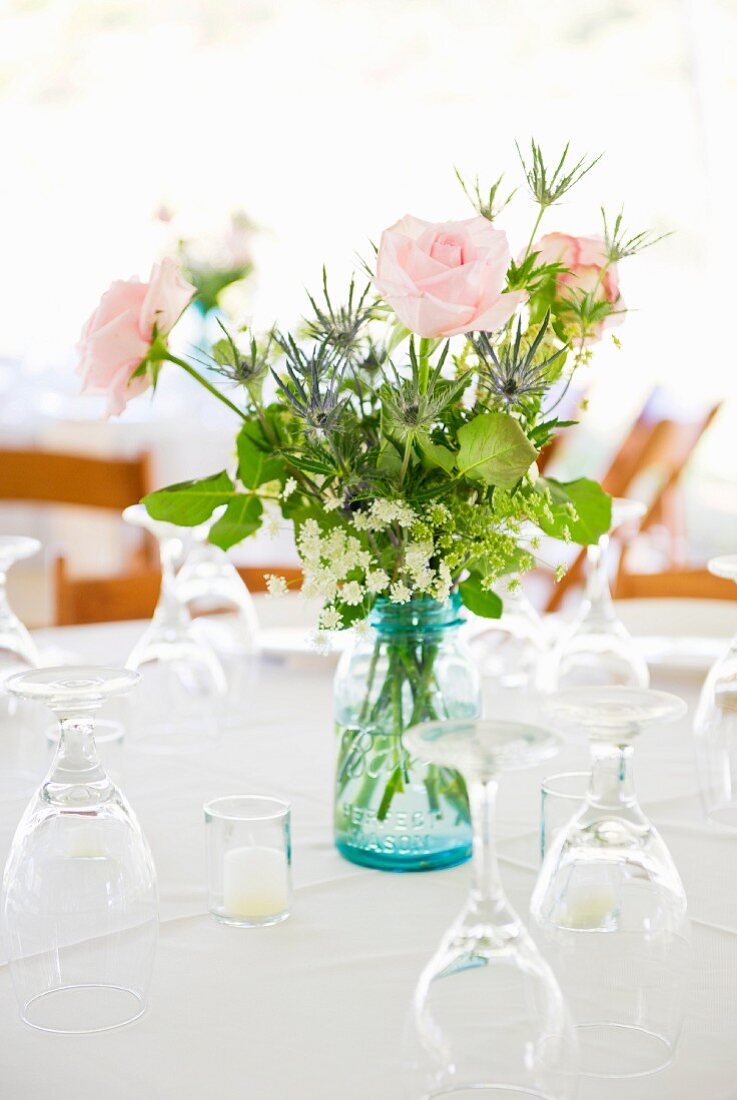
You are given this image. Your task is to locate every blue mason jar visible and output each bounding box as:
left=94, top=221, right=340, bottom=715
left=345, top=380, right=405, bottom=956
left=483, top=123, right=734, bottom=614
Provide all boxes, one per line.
left=333, top=594, right=481, bottom=872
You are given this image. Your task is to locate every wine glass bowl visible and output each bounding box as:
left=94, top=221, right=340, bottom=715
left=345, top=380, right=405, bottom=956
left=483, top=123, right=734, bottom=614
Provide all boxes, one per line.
left=694, top=555, right=737, bottom=827
left=1, top=666, right=158, bottom=1033
left=402, top=718, right=579, bottom=1099
left=531, top=686, right=690, bottom=1079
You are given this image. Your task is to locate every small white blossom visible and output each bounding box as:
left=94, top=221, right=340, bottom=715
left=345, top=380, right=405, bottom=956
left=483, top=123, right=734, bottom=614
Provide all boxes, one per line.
left=309, top=631, right=332, bottom=654
left=319, top=606, right=343, bottom=631
left=366, top=569, right=389, bottom=594
left=341, top=580, right=364, bottom=606
left=353, top=618, right=371, bottom=640
left=389, top=580, right=412, bottom=604
left=265, top=574, right=288, bottom=598
left=282, top=477, right=298, bottom=499
left=433, top=562, right=453, bottom=602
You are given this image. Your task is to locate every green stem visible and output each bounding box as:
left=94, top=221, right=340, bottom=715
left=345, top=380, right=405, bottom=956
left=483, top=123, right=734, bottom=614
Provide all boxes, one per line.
left=418, top=337, right=431, bottom=395
left=522, top=205, right=546, bottom=261
left=399, top=435, right=413, bottom=485
left=163, top=352, right=248, bottom=422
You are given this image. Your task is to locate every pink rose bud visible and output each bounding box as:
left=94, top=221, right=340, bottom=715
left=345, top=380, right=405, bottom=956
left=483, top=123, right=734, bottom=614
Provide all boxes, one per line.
left=374, top=215, right=524, bottom=339
left=531, top=232, right=623, bottom=343
left=76, top=257, right=196, bottom=417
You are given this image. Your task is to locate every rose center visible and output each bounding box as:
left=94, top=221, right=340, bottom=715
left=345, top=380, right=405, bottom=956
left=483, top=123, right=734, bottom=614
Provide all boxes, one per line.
left=429, top=234, right=465, bottom=268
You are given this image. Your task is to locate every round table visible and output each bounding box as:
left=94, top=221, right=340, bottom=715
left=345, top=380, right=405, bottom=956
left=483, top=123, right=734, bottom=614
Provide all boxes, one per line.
left=0, top=603, right=735, bottom=1100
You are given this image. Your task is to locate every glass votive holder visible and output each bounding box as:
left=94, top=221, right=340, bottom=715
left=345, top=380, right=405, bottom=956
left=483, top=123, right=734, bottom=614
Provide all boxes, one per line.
left=540, top=771, right=589, bottom=861
left=204, top=795, right=292, bottom=927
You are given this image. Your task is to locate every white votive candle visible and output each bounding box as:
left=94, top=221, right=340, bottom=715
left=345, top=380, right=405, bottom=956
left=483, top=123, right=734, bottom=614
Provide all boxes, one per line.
left=223, top=845, right=290, bottom=920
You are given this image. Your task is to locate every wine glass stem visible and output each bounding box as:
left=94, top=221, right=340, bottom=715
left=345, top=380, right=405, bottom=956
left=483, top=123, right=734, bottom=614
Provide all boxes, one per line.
left=588, top=740, right=636, bottom=807
left=154, top=537, right=190, bottom=630
left=584, top=535, right=614, bottom=616
left=44, top=714, right=109, bottom=804
left=467, top=779, right=506, bottom=906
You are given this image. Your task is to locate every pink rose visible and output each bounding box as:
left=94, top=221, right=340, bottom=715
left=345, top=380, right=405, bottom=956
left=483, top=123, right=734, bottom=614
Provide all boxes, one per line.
left=374, top=215, right=524, bottom=338
left=77, top=257, right=195, bottom=416
left=532, top=232, right=623, bottom=342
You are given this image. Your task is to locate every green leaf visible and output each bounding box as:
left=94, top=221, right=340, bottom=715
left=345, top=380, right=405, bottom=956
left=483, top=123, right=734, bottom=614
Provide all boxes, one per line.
left=386, top=320, right=411, bottom=355
left=209, top=494, right=263, bottom=550
left=537, top=477, right=612, bottom=545
left=456, top=412, right=537, bottom=488
left=459, top=574, right=503, bottom=618
left=237, top=420, right=285, bottom=489
left=143, top=470, right=234, bottom=526
left=419, top=439, right=456, bottom=473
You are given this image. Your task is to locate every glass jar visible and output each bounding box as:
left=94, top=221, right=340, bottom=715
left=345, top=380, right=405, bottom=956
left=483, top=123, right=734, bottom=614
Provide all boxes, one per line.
left=334, top=594, right=481, bottom=872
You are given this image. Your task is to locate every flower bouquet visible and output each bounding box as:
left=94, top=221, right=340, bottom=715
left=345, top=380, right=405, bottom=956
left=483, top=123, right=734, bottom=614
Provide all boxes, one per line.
left=78, top=141, right=661, bottom=870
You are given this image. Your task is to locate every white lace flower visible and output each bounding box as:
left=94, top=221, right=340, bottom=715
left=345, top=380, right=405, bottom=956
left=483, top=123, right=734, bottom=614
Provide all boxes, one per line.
left=318, top=606, right=343, bottom=631
left=265, top=574, right=288, bottom=598
left=366, top=569, right=389, bottom=594
left=433, top=562, right=453, bottom=602
left=351, top=512, right=371, bottom=532
left=389, top=580, right=412, bottom=604
left=353, top=618, right=371, bottom=640
left=282, top=477, right=298, bottom=499
left=341, top=580, right=364, bottom=606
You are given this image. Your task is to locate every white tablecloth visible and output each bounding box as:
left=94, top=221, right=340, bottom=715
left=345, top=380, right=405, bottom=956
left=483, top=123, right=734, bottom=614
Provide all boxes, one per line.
left=1, top=601, right=736, bottom=1100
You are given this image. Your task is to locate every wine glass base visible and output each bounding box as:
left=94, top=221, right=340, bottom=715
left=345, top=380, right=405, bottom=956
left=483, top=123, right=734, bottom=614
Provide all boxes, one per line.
left=21, top=983, right=146, bottom=1034
left=706, top=802, right=737, bottom=829
left=576, top=1022, right=673, bottom=1078
left=424, top=1089, right=564, bottom=1098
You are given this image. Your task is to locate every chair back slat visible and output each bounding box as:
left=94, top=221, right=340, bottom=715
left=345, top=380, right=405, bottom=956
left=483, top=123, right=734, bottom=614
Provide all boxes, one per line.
left=0, top=448, right=151, bottom=511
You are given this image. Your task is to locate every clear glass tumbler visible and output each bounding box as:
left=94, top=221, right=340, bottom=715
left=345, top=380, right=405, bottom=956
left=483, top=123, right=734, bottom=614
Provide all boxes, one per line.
left=205, top=795, right=292, bottom=927
left=540, top=772, right=589, bottom=862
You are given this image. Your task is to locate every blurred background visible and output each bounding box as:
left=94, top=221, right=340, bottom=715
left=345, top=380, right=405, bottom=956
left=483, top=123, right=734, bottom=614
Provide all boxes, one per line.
left=1, top=0, right=736, bottom=626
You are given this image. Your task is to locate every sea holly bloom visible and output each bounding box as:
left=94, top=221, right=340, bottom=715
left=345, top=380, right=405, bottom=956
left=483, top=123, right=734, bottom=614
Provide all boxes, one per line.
left=76, top=257, right=195, bottom=416
left=375, top=215, right=524, bottom=338
left=531, top=232, right=623, bottom=342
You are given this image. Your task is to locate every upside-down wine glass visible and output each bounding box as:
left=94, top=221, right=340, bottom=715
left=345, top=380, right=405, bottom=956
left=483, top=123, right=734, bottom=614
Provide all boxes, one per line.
left=175, top=515, right=260, bottom=649
left=0, top=536, right=40, bottom=674
left=0, top=537, right=45, bottom=796
left=694, top=555, right=737, bottom=827
left=1, top=666, right=158, bottom=1032
left=470, top=581, right=547, bottom=690
left=175, top=513, right=260, bottom=723
left=401, top=717, right=579, bottom=1099
left=123, top=505, right=227, bottom=752
left=539, top=499, right=649, bottom=691
left=531, top=687, right=690, bottom=1079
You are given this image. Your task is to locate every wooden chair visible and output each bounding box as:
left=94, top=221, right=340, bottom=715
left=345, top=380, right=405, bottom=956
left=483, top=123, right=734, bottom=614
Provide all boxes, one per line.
left=544, top=395, right=721, bottom=612
left=54, top=559, right=303, bottom=626
left=613, top=567, right=737, bottom=601
left=0, top=446, right=155, bottom=574
left=0, top=448, right=152, bottom=512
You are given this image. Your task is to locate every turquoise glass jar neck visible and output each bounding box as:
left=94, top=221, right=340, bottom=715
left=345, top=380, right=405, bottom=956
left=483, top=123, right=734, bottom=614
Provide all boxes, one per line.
left=369, top=593, right=464, bottom=637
